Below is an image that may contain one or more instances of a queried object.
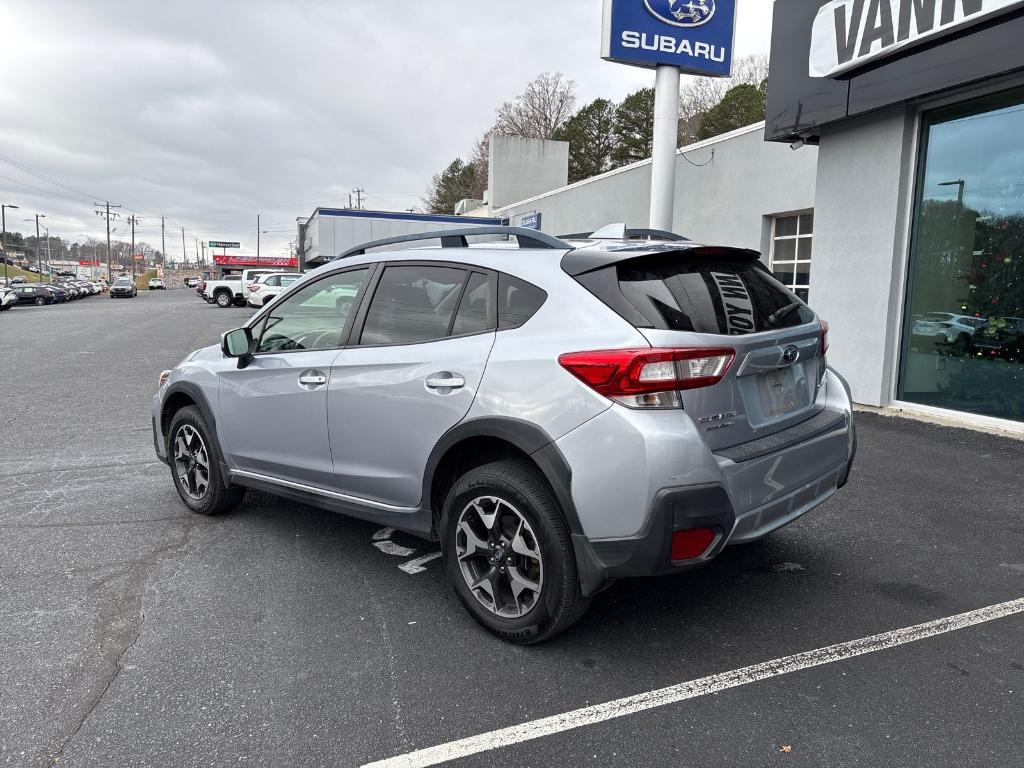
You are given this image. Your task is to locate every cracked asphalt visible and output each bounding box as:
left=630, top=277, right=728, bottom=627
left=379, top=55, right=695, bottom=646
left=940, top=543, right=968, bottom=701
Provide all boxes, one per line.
left=1, top=289, right=1022, bottom=768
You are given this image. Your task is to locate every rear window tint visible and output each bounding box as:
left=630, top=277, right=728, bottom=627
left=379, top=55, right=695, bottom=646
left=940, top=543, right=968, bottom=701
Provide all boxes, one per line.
left=583, top=254, right=814, bottom=334
left=498, top=274, right=546, bottom=330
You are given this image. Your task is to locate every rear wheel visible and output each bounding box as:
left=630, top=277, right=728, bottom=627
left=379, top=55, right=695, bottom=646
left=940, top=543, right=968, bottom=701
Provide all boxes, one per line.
left=441, top=460, right=589, bottom=644
left=215, top=291, right=232, bottom=308
left=167, top=405, right=245, bottom=515
left=34, top=296, right=45, bottom=306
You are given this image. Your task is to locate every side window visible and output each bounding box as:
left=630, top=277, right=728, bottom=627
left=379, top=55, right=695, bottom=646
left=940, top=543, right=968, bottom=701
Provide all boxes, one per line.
left=264, top=276, right=280, bottom=287
left=498, top=273, right=547, bottom=330
left=255, top=267, right=369, bottom=353
left=359, top=265, right=467, bottom=345
left=452, top=272, right=493, bottom=336
left=280, top=275, right=300, bottom=288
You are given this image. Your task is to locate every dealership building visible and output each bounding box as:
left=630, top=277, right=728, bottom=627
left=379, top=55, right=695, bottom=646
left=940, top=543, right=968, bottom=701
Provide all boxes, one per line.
left=451, top=1, right=1024, bottom=433
left=297, top=1, right=1024, bottom=432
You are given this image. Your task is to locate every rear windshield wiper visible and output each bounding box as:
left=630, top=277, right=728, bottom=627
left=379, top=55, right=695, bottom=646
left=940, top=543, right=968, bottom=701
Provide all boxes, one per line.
left=766, top=302, right=802, bottom=327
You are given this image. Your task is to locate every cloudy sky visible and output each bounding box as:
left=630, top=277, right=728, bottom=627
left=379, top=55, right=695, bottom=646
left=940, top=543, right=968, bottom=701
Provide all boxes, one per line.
left=0, top=1, right=773, bottom=260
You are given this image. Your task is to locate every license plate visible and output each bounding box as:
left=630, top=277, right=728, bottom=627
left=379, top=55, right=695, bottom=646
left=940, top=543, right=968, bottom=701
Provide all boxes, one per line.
left=757, top=368, right=799, bottom=417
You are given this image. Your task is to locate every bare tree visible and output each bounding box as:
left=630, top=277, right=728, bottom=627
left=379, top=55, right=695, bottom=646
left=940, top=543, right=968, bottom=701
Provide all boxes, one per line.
left=493, top=72, right=577, bottom=140
left=677, top=54, right=770, bottom=145
left=469, top=131, right=491, bottom=200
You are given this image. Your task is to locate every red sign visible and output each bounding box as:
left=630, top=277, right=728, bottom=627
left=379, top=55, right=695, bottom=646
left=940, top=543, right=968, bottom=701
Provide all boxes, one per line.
left=213, top=254, right=298, bottom=268
left=133, top=254, right=145, bottom=261
left=78, top=259, right=99, bottom=266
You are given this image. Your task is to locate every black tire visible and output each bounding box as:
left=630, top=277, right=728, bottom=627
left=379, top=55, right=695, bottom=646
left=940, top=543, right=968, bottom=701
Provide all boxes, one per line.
left=233, top=297, right=246, bottom=307
left=215, top=291, right=232, bottom=308
left=166, top=405, right=245, bottom=515
left=34, top=296, right=45, bottom=306
left=441, top=460, right=589, bottom=645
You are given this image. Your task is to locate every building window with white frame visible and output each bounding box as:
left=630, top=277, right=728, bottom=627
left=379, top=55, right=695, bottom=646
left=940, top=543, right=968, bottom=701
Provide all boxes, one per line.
left=770, top=212, right=813, bottom=302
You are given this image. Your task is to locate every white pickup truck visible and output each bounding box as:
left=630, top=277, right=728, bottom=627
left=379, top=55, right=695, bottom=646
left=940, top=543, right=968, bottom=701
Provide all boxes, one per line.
left=199, top=269, right=277, bottom=308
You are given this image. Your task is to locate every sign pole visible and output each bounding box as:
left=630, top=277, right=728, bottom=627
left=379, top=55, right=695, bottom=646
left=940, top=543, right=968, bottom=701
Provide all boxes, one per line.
left=650, top=64, right=680, bottom=232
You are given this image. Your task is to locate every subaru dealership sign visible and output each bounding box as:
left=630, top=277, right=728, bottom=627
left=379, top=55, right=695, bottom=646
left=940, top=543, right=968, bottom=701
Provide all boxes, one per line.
left=809, top=0, right=1024, bottom=78
left=601, top=0, right=737, bottom=76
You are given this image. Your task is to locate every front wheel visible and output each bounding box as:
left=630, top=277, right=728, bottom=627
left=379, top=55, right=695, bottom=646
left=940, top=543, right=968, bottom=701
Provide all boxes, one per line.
left=167, top=405, right=245, bottom=515
left=34, top=296, right=46, bottom=306
left=441, top=460, right=589, bottom=644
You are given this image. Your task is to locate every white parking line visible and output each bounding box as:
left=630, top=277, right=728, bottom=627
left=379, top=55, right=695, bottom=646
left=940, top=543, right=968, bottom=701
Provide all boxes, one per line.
left=361, top=597, right=1024, bottom=768
left=398, top=552, right=443, bottom=575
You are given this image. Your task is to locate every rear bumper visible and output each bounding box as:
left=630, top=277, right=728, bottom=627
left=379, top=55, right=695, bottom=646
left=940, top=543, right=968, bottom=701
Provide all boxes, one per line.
left=561, top=368, right=856, bottom=595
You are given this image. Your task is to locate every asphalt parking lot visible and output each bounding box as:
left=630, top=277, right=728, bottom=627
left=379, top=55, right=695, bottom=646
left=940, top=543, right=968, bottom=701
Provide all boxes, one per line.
left=1, top=289, right=1021, bottom=768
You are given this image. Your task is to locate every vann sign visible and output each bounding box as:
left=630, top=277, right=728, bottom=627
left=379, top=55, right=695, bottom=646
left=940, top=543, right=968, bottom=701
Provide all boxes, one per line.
left=809, top=0, right=1024, bottom=77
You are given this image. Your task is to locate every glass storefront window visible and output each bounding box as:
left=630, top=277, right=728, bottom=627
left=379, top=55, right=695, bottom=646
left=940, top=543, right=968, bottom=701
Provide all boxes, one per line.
left=899, top=89, right=1024, bottom=423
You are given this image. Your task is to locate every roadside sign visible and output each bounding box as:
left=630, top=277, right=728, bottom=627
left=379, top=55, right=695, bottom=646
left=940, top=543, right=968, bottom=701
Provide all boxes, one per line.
left=209, top=241, right=240, bottom=248
left=133, top=254, right=145, bottom=261
left=601, top=0, right=737, bottom=76
left=520, top=211, right=542, bottom=231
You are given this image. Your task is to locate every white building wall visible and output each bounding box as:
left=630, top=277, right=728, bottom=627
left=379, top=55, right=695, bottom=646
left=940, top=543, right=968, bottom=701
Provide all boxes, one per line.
left=811, top=106, right=917, bottom=407
left=488, top=136, right=570, bottom=210
left=496, top=123, right=819, bottom=253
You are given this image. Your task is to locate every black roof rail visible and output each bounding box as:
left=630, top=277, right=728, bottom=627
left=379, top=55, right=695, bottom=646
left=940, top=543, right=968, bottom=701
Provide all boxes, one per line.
left=559, top=228, right=689, bottom=242
left=330, top=226, right=571, bottom=262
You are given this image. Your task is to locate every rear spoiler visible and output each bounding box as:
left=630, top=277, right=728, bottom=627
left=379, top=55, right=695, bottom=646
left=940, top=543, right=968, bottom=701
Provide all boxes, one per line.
left=560, top=244, right=763, bottom=277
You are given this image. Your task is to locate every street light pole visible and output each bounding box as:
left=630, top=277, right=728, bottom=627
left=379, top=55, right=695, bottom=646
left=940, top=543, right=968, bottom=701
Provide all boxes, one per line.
left=1, top=203, right=18, bottom=284
left=28, top=214, right=46, bottom=283
left=257, top=213, right=260, bottom=267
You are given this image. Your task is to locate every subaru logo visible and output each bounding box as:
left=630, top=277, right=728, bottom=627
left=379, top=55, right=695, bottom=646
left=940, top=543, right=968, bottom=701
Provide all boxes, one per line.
left=643, top=0, right=716, bottom=28
left=782, top=345, right=800, bottom=364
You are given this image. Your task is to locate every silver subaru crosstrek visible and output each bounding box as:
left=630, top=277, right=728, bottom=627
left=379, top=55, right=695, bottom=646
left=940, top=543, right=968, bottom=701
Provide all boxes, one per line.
left=153, top=225, right=855, bottom=644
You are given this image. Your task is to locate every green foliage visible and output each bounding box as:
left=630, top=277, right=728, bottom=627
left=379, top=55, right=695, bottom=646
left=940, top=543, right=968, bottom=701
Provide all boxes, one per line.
left=612, top=88, right=655, bottom=168
left=696, top=82, right=766, bottom=141
left=553, top=98, right=618, bottom=183
left=423, top=159, right=477, bottom=215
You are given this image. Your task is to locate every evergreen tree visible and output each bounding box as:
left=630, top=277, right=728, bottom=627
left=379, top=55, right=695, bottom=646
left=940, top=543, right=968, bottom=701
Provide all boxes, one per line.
left=422, top=159, right=477, bottom=215
left=611, top=88, right=655, bottom=168
left=696, top=82, right=766, bottom=141
left=554, top=98, right=618, bottom=183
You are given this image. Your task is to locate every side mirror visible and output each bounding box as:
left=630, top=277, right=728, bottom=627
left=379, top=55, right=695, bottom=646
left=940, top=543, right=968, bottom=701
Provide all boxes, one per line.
left=221, top=327, right=254, bottom=368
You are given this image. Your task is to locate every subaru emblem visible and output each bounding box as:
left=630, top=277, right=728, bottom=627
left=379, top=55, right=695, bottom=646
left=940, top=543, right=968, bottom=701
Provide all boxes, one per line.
left=782, top=345, right=799, bottom=364
left=643, top=0, right=717, bottom=28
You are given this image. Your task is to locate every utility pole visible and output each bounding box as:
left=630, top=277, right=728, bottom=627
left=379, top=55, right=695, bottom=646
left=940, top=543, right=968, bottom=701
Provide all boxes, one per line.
left=94, top=201, right=121, bottom=282
left=1, top=203, right=18, bottom=285
left=352, top=188, right=365, bottom=210
left=33, top=214, right=44, bottom=283
left=161, top=216, right=166, bottom=273
left=181, top=226, right=186, bottom=269
left=201, top=241, right=206, bottom=267
left=256, top=213, right=260, bottom=266
left=195, top=238, right=199, bottom=266
left=127, top=215, right=139, bottom=279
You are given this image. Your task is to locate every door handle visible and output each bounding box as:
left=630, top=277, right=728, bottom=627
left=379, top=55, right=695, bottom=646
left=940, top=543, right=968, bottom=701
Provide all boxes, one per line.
left=425, top=374, right=465, bottom=390
left=298, top=370, right=328, bottom=389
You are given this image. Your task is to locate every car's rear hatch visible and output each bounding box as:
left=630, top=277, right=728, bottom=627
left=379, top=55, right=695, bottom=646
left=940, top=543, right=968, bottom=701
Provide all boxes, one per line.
left=565, top=245, right=827, bottom=451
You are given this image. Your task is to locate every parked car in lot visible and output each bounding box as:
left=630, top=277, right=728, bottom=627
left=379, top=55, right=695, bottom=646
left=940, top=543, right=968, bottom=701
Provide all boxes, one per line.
left=239, top=268, right=281, bottom=304
left=199, top=275, right=245, bottom=307
left=45, top=284, right=69, bottom=303
left=109, top=277, right=137, bottom=298
left=10, top=276, right=26, bottom=285
left=911, top=311, right=987, bottom=354
left=246, top=271, right=302, bottom=307
left=9, top=284, right=56, bottom=305
left=0, top=287, right=17, bottom=310
left=148, top=278, right=166, bottom=290
left=153, top=225, right=856, bottom=644
left=184, top=276, right=201, bottom=288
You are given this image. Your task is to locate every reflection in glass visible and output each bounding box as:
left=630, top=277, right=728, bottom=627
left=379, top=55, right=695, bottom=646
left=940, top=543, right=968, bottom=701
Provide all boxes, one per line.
left=899, top=89, right=1024, bottom=422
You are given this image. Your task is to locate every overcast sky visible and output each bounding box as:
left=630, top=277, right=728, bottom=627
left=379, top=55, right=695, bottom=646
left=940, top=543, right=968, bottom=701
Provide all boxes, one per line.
left=0, top=1, right=774, bottom=259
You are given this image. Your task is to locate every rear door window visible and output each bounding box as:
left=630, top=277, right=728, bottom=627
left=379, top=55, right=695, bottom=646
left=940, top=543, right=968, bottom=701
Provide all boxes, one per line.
left=359, top=265, right=467, bottom=345
left=452, top=272, right=493, bottom=336
left=579, top=254, right=814, bottom=335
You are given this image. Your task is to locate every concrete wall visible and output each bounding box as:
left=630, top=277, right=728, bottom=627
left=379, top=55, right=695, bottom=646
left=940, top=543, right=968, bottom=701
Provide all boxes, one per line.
left=811, top=106, right=916, bottom=407
left=488, top=136, right=569, bottom=210
left=496, top=123, right=819, bottom=253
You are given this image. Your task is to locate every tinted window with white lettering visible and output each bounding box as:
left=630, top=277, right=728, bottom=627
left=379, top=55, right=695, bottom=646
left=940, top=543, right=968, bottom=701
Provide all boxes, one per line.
left=594, top=254, right=813, bottom=334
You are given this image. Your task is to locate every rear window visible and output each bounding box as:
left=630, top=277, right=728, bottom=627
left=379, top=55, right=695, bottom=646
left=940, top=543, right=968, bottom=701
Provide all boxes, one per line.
left=577, top=254, right=814, bottom=335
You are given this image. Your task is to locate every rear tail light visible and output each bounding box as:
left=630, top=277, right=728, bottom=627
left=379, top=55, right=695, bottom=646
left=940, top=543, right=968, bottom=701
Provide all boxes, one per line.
left=670, top=527, right=716, bottom=562
left=249, top=284, right=261, bottom=292
left=820, top=320, right=830, bottom=357
left=558, top=347, right=734, bottom=409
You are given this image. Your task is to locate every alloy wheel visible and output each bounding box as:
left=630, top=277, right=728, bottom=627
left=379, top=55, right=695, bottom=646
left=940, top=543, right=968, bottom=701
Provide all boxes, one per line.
left=455, top=496, right=544, bottom=618
left=173, top=424, right=211, bottom=501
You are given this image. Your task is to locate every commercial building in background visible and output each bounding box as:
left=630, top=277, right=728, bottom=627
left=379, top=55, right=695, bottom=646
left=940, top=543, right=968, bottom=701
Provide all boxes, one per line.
left=766, top=0, right=1024, bottom=430
left=301, top=208, right=503, bottom=268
